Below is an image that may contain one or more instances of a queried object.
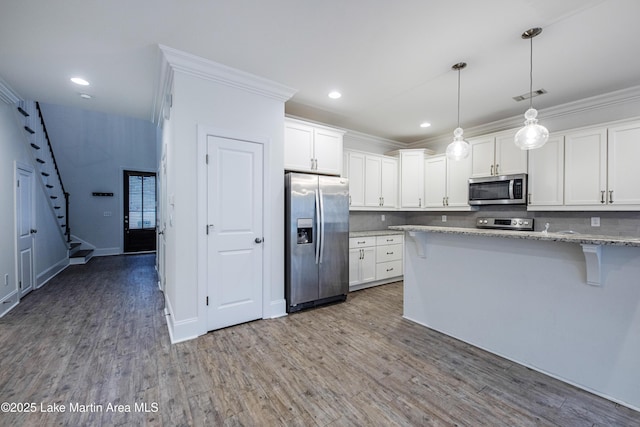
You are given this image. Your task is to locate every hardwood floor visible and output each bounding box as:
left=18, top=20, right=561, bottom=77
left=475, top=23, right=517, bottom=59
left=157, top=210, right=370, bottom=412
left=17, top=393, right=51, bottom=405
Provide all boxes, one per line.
left=1, top=254, right=638, bottom=426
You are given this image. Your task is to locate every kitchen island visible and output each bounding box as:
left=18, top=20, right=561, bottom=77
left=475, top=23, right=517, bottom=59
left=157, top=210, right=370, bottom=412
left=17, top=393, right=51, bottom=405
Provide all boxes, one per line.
left=389, top=225, right=640, bottom=411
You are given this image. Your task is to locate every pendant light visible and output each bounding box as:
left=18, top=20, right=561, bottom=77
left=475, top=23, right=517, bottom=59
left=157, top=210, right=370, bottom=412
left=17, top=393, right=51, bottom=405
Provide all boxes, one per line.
left=446, top=62, right=469, bottom=161
left=514, top=27, right=549, bottom=150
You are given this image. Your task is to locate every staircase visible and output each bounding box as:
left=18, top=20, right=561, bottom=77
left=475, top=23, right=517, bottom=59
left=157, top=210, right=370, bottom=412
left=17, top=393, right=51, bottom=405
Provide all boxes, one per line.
left=68, top=242, right=94, bottom=265
left=17, top=100, right=93, bottom=264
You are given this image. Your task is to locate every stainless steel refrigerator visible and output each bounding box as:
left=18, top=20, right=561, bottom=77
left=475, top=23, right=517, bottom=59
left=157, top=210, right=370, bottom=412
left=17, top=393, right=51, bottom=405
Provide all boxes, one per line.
left=285, top=172, right=349, bottom=313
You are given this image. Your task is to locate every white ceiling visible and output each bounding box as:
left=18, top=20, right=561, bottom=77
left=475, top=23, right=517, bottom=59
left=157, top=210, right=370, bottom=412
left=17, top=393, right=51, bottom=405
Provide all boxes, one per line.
left=2, top=0, right=639, bottom=144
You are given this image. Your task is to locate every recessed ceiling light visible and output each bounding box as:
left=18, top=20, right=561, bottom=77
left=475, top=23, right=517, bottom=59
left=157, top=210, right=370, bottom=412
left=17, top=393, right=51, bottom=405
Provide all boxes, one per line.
left=71, top=77, right=90, bottom=86
left=328, top=91, right=342, bottom=99
left=79, top=93, right=92, bottom=99
left=420, top=122, right=431, bottom=128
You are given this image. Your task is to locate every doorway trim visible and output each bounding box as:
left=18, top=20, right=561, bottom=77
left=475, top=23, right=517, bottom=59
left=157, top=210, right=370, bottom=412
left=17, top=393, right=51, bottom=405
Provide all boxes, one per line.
left=196, top=124, right=272, bottom=336
left=118, top=166, right=157, bottom=255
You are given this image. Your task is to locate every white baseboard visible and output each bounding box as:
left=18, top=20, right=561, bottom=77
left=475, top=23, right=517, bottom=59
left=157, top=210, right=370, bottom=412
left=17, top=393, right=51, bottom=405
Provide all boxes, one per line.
left=267, top=298, right=287, bottom=319
left=36, top=257, right=69, bottom=288
left=0, top=290, right=19, bottom=318
left=163, top=295, right=201, bottom=344
left=93, top=247, right=121, bottom=257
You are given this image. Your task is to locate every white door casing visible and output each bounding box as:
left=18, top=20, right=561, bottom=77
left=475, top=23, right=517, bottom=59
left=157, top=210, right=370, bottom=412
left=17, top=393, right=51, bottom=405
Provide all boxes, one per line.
left=16, top=164, right=35, bottom=299
left=206, top=135, right=264, bottom=331
left=157, top=151, right=167, bottom=291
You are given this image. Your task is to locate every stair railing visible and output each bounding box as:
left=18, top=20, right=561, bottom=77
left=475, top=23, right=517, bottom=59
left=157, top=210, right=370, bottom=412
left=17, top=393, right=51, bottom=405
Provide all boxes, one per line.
left=33, top=102, right=71, bottom=243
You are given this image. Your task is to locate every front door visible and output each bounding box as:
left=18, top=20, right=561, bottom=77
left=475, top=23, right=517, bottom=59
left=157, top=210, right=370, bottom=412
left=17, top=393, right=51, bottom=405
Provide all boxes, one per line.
left=16, top=165, right=35, bottom=298
left=123, top=170, right=157, bottom=253
left=207, top=135, right=264, bottom=331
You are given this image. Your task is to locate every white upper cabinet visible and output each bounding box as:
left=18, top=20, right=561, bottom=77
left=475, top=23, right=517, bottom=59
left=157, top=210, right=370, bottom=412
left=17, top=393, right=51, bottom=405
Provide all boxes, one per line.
left=284, top=118, right=344, bottom=175
left=446, top=153, right=472, bottom=207
left=345, top=150, right=397, bottom=209
left=380, top=156, right=398, bottom=208
left=528, top=119, right=640, bottom=211
left=607, top=121, right=640, bottom=206
left=470, top=136, right=495, bottom=178
left=346, top=151, right=365, bottom=207
left=424, top=154, right=471, bottom=209
left=527, top=135, right=564, bottom=207
left=424, top=156, right=447, bottom=208
left=364, top=155, right=382, bottom=207
left=564, top=128, right=607, bottom=206
left=470, top=130, right=527, bottom=178
left=398, top=150, right=427, bottom=208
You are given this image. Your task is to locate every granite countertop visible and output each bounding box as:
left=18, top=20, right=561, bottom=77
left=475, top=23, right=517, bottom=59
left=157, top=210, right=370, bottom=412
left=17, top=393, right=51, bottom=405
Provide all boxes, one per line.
left=349, top=230, right=404, bottom=238
left=388, top=225, right=640, bottom=247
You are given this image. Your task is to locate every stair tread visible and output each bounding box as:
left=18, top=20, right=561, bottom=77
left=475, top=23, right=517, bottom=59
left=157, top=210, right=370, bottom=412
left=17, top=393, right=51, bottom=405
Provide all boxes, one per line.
left=69, top=242, right=81, bottom=249
left=70, top=249, right=93, bottom=258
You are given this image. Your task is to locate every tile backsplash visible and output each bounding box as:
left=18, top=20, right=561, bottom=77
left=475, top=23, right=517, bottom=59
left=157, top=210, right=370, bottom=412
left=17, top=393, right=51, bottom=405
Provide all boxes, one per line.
left=351, top=208, right=640, bottom=237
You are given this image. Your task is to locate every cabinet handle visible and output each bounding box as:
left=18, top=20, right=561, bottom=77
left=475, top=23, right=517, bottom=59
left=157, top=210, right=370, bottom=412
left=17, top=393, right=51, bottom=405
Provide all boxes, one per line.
left=609, top=190, right=614, bottom=204
left=386, top=252, right=394, bottom=255
left=386, top=268, right=394, bottom=272
left=528, top=193, right=531, bottom=205
left=349, top=195, right=352, bottom=206
left=381, top=197, right=384, bottom=206
left=442, top=197, right=445, bottom=206
left=490, top=164, right=494, bottom=176
left=357, top=241, right=366, bottom=244
left=315, top=158, right=318, bottom=169
left=600, top=191, right=605, bottom=204
left=446, top=196, right=449, bottom=206
left=419, top=198, right=422, bottom=207
left=495, top=164, right=499, bottom=175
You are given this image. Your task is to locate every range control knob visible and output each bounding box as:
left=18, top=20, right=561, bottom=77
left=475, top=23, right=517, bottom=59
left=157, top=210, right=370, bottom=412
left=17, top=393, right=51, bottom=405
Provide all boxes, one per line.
left=518, top=220, right=523, bottom=225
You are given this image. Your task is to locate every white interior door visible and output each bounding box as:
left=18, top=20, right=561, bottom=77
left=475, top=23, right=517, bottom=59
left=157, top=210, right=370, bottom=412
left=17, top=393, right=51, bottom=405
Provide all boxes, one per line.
left=207, top=135, right=264, bottom=331
left=16, top=165, right=35, bottom=298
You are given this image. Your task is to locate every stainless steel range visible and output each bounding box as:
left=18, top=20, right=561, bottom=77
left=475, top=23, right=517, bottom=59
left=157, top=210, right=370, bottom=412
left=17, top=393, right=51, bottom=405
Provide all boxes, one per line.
left=476, top=217, right=534, bottom=231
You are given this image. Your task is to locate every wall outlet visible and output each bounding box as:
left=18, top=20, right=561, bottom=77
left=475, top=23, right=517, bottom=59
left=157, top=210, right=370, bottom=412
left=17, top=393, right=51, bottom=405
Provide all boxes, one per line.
left=104, top=211, right=112, bottom=217
left=591, top=217, right=600, bottom=227
left=442, top=215, right=447, bottom=222
left=381, top=214, right=385, bottom=222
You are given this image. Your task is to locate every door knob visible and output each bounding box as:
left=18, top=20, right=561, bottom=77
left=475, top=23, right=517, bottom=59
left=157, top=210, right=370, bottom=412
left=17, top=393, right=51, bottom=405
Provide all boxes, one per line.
left=255, top=237, right=263, bottom=244
left=30, top=229, right=37, bottom=234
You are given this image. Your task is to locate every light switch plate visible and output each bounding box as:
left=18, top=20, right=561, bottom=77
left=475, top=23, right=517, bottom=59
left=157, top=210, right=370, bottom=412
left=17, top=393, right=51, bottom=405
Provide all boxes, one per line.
left=381, top=215, right=385, bottom=222
left=442, top=215, right=447, bottom=222
left=591, top=217, right=600, bottom=227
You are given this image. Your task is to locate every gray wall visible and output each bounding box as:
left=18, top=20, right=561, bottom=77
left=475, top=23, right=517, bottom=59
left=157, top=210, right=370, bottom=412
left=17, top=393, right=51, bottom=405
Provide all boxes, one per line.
left=40, top=103, right=157, bottom=255
left=0, top=100, right=68, bottom=312
left=349, top=211, right=407, bottom=232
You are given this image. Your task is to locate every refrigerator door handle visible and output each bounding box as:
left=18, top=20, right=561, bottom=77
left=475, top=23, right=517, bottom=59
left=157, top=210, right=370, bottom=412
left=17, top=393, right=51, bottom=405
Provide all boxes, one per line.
left=315, top=190, right=321, bottom=265
left=319, top=188, right=325, bottom=264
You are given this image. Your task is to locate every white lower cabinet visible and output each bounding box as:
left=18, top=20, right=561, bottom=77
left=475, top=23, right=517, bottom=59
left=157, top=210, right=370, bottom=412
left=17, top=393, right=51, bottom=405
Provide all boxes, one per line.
left=349, top=237, right=376, bottom=287
left=349, top=234, right=403, bottom=291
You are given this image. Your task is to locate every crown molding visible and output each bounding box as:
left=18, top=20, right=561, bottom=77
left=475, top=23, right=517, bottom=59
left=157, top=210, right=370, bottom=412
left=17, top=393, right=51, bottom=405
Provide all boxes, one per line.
left=412, top=85, right=640, bottom=147
left=0, top=76, right=21, bottom=105
left=343, top=128, right=407, bottom=151
left=158, top=44, right=297, bottom=104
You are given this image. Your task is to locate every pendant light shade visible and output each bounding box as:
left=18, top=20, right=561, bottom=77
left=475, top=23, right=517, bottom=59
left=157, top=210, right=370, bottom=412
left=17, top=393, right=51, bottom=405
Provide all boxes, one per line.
left=514, top=27, right=549, bottom=150
left=446, top=62, right=469, bottom=161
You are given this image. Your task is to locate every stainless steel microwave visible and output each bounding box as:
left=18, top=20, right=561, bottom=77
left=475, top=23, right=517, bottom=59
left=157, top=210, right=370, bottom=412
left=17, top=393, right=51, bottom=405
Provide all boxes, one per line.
left=468, top=173, right=527, bottom=205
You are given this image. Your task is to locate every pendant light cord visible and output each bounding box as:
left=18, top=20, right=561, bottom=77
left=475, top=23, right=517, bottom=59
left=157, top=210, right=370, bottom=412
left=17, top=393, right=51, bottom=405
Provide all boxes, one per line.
left=457, top=67, right=461, bottom=128
left=529, top=36, right=533, bottom=110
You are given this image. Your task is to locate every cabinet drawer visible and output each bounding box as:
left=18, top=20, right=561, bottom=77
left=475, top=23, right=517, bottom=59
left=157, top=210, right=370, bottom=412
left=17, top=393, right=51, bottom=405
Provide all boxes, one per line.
left=349, top=237, right=376, bottom=248
left=376, top=260, right=403, bottom=280
left=376, top=244, right=403, bottom=262
left=376, top=234, right=403, bottom=245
